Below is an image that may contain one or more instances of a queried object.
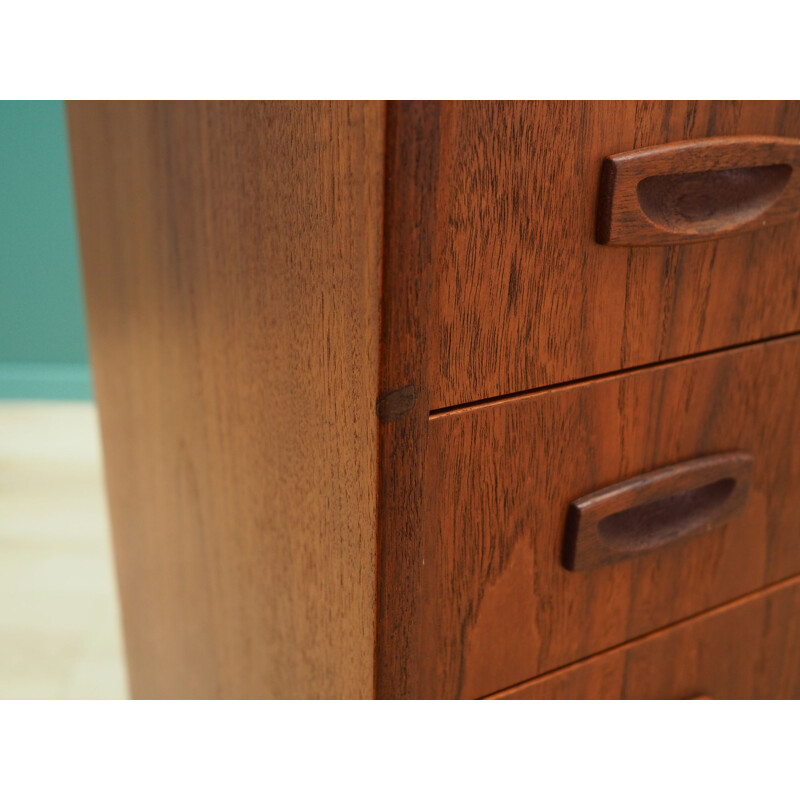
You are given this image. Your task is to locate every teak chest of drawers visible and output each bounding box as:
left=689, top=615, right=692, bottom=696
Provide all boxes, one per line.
left=68, top=101, right=800, bottom=699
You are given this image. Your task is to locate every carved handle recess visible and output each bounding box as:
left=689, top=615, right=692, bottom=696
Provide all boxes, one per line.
left=562, top=453, right=753, bottom=571
left=596, top=136, right=800, bottom=245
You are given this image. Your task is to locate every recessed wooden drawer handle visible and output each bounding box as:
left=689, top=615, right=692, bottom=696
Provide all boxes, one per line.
left=596, top=136, right=800, bottom=245
left=562, top=452, right=753, bottom=571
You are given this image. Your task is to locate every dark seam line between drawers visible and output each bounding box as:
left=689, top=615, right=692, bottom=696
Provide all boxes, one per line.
left=479, top=572, right=800, bottom=699
left=429, top=329, right=800, bottom=418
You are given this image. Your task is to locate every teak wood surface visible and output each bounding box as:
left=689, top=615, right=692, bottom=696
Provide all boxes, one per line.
left=428, top=101, right=800, bottom=409
left=419, top=336, right=800, bottom=699
left=491, top=575, right=800, bottom=700
left=69, top=101, right=800, bottom=699
left=375, top=102, right=441, bottom=699
left=69, top=101, right=385, bottom=698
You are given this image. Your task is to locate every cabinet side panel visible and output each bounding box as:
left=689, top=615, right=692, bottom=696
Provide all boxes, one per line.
left=68, top=101, right=384, bottom=698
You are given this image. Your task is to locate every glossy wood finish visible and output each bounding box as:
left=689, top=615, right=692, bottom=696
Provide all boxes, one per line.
left=563, top=452, right=753, bottom=571
left=491, top=575, right=800, bottom=699
left=375, top=102, right=441, bottom=700
left=597, top=136, right=800, bottom=245
left=70, top=101, right=800, bottom=700
left=69, top=101, right=385, bottom=699
left=415, top=336, right=800, bottom=699
left=429, top=101, right=800, bottom=409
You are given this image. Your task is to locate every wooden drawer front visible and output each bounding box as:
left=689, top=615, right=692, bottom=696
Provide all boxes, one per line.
left=491, top=576, right=800, bottom=699
left=418, top=336, right=800, bottom=699
left=429, top=101, right=800, bottom=409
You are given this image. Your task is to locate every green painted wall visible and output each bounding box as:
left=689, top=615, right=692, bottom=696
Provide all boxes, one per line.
left=0, top=100, right=91, bottom=399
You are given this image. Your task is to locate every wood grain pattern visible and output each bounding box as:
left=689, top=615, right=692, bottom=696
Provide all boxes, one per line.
left=69, top=101, right=800, bottom=700
left=68, top=101, right=385, bottom=698
left=597, top=136, right=800, bottom=245
left=491, top=574, right=800, bottom=699
left=417, top=336, right=800, bottom=699
left=375, top=102, right=440, bottom=699
left=429, top=101, right=800, bottom=409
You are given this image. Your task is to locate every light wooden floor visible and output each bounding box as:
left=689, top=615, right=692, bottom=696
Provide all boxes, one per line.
left=0, top=402, right=127, bottom=699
